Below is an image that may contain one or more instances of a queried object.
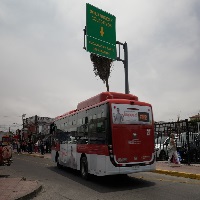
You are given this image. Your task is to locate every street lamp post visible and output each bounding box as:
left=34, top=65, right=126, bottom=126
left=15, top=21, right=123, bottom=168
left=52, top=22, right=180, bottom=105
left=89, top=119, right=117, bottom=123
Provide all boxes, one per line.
left=22, top=114, right=26, bottom=129
left=21, top=114, right=26, bottom=141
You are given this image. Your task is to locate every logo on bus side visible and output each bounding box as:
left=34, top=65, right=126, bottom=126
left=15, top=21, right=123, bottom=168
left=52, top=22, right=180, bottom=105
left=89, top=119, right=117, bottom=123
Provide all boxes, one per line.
left=133, top=133, right=137, bottom=138
left=128, top=133, right=141, bottom=144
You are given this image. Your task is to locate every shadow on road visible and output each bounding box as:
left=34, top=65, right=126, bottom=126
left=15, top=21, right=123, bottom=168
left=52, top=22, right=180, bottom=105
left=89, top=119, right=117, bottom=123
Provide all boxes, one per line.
left=48, top=166, right=155, bottom=193
left=0, top=175, right=10, bottom=178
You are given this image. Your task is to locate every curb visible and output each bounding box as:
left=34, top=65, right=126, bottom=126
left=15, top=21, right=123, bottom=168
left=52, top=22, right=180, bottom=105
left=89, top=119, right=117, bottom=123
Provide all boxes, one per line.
left=14, top=152, right=44, bottom=158
left=16, top=182, right=42, bottom=200
left=27, top=154, right=44, bottom=158
left=154, top=169, right=200, bottom=180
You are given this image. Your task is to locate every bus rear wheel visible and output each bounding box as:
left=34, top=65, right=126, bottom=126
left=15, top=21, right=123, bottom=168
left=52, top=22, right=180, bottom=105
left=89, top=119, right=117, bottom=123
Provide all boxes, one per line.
left=81, top=157, right=88, bottom=179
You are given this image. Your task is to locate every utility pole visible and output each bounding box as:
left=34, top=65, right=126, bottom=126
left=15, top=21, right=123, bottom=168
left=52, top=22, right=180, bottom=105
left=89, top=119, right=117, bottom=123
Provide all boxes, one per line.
left=22, top=114, right=26, bottom=129
left=83, top=4, right=129, bottom=94
left=22, top=114, right=26, bottom=141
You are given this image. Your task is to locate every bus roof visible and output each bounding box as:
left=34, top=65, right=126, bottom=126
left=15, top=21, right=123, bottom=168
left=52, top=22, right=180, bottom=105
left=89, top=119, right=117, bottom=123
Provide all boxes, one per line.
left=54, top=92, right=139, bottom=121
left=77, top=92, right=138, bottom=111
left=54, top=110, right=77, bottom=121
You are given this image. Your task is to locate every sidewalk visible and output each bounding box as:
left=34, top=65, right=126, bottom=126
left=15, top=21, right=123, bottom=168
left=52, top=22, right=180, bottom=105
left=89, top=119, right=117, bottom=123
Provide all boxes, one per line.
left=0, top=152, right=50, bottom=200
left=155, top=161, right=200, bottom=180
left=0, top=177, right=42, bottom=200
left=1, top=153, right=200, bottom=200
left=16, top=151, right=51, bottom=159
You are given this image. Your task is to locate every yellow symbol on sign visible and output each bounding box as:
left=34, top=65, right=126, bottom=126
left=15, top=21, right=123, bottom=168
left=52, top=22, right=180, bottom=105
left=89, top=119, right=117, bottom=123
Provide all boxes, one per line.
left=100, top=27, right=104, bottom=37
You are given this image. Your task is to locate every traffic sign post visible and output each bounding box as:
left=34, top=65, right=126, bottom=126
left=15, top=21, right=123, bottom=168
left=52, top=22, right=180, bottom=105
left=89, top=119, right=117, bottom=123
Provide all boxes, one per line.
left=86, top=3, right=116, bottom=60
left=83, top=4, right=129, bottom=94
left=116, top=41, right=129, bottom=94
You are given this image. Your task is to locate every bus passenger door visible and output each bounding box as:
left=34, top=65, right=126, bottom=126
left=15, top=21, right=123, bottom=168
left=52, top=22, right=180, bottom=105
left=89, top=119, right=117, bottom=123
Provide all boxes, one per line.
left=67, top=138, right=77, bottom=169
left=59, top=142, right=68, bottom=165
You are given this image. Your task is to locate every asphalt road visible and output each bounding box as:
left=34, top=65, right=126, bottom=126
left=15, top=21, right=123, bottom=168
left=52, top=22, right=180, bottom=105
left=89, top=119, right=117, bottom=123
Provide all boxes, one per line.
left=1, top=154, right=200, bottom=200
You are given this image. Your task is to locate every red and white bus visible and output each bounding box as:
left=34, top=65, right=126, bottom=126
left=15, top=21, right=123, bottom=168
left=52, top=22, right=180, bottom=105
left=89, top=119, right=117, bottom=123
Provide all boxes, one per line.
left=51, top=92, right=155, bottom=178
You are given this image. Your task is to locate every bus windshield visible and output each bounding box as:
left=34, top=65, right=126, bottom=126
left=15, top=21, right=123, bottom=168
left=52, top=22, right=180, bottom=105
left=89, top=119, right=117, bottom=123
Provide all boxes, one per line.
left=111, top=103, right=153, bottom=125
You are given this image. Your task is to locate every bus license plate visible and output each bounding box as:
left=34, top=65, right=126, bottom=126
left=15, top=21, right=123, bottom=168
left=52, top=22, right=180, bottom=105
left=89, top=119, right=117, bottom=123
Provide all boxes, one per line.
left=132, top=165, right=139, bottom=170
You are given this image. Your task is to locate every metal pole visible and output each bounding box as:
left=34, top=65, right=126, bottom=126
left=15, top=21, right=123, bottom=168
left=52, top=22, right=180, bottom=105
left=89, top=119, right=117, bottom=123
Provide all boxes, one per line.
left=83, top=26, right=86, bottom=50
left=22, top=114, right=26, bottom=140
left=123, top=42, right=129, bottom=94
left=185, top=119, right=190, bottom=165
left=22, top=114, right=26, bottom=128
left=197, top=122, right=200, bottom=133
left=22, top=116, right=24, bottom=129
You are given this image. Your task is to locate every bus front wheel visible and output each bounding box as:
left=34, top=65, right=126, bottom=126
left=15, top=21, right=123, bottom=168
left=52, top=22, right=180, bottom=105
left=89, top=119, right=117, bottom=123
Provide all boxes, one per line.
left=81, top=157, right=88, bottom=179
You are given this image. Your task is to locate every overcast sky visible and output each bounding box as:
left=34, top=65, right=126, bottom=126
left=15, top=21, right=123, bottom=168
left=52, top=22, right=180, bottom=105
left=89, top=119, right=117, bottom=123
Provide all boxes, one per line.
left=0, top=0, right=200, bottom=132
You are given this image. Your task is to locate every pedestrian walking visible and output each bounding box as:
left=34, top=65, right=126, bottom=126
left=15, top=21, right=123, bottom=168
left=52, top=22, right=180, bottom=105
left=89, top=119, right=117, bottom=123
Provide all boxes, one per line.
left=167, top=133, right=181, bottom=166
left=34, top=140, right=39, bottom=153
left=22, top=140, right=27, bottom=152
left=45, top=140, right=49, bottom=153
left=40, top=140, right=45, bottom=155
left=16, top=140, right=21, bottom=155
left=28, top=140, right=33, bottom=154
left=20, top=140, right=24, bottom=152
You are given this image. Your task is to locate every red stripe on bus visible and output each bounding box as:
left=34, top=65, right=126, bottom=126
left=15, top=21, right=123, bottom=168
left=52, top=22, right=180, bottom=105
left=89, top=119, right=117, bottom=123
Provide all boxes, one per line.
left=77, top=144, right=109, bottom=156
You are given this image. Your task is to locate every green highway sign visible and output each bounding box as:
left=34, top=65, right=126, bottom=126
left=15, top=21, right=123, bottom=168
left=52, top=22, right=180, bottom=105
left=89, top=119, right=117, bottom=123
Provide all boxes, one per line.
left=87, top=36, right=116, bottom=59
left=86, top=3, right=116, bottom=60
left=86, top=3, right=116, bottom=44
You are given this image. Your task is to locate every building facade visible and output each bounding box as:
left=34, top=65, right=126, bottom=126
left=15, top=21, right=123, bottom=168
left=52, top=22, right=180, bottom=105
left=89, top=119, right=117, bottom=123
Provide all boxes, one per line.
left=22, top=115, right=54, bottom=140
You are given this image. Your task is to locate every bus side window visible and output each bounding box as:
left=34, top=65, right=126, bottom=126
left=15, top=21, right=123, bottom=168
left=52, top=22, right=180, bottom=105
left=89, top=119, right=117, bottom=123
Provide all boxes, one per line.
left=96, top=121, right=105, bottom=133
left=84, top=124, right=88, bottom=137
left=89, top=123, right=96, bottom=136
left=85, top=117, right=88, bottom=124
left=97, top=120, right=106, bottom=144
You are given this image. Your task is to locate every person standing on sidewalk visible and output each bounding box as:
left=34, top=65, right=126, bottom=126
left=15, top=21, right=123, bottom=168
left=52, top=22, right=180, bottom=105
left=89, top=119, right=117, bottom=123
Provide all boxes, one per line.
left=40, top=140, right=45, bottom=155
left=28, top=140, right=33, bottom=154
left=167, top=133, right=181, bottom=166
left=16, top=140, right=21, bottom=155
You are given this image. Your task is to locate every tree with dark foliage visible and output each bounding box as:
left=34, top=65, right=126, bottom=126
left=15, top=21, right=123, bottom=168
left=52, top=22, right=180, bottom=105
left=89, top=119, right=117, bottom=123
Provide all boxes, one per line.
left=90, top=53, right=113, bottom=91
